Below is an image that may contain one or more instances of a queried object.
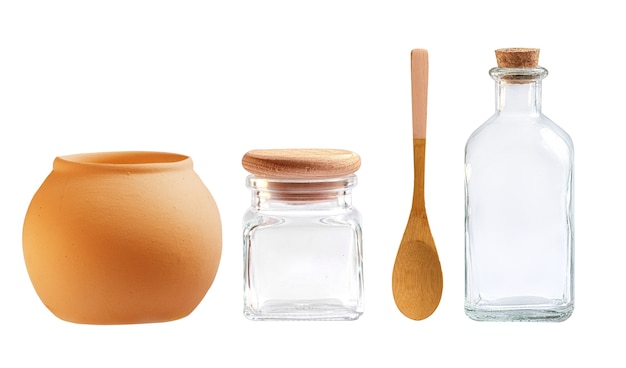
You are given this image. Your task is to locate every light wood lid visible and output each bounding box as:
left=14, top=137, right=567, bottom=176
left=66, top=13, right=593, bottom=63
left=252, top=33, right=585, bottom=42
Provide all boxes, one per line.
left=242, top=149, right=361, bottom=178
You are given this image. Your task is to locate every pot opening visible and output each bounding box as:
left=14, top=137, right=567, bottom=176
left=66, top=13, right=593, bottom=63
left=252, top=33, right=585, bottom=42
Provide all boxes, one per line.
left=60, top=151, right=189, bottom=165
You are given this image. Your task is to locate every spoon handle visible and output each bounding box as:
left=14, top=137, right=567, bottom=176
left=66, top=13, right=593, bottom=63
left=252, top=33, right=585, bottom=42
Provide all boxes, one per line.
left=411, top=138, right=427, bottom=216
left=411, top=49, right=429, bottom=139
left=410, top=49, right=429, bottom=214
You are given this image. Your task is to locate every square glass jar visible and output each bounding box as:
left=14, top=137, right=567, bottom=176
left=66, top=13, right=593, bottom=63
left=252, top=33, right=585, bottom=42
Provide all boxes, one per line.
left=242, top=149, right=364, bottom=321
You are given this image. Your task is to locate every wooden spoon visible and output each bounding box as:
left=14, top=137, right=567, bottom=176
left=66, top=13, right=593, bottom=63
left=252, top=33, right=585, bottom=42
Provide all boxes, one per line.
left=391, top=49, right=443, bottom=320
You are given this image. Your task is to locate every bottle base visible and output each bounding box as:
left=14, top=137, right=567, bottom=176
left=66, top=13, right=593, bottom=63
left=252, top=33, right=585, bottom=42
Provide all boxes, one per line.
left=244, top=298, right=363, bottom=321
left=465, top=297, right=574, bottom=322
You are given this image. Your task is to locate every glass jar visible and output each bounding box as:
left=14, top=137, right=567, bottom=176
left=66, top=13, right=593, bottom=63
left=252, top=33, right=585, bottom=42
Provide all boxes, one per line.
left=464, top=48, right=574, bottom=322
left=241, top=149, right=364, bottom=321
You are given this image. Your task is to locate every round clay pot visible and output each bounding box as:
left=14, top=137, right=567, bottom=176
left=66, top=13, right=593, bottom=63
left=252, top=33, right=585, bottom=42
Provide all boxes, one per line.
left=22, top=151, right=222, bottom=324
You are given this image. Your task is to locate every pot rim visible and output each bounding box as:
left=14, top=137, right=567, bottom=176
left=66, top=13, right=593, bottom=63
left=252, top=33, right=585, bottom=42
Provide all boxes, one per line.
left=54, top=151, right=192, bottom=172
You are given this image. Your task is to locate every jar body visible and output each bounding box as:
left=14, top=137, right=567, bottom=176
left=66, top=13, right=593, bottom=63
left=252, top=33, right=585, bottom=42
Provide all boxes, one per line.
left=243, top=176, right=363, bottom=321
left=464, top=70, right=574, bottom=322
left=23, top=151, right=222, bottom=324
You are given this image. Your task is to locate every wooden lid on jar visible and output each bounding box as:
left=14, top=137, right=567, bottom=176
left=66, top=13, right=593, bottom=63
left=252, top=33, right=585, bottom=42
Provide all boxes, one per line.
left=242, top=149, right=361, bottom=179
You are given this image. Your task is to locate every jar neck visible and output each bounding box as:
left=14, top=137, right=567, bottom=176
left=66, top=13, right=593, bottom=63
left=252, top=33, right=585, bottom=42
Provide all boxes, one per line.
left=490, top=67, right=548, bottom=116
left=247, top=175, right=356, bottom=210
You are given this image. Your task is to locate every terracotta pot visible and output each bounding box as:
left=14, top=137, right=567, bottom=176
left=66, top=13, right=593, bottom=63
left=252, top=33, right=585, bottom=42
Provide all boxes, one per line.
left=22, top=151, right=222, bottom=324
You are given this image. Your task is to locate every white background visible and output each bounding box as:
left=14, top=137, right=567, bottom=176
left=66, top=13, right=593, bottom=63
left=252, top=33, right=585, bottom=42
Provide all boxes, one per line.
left=1, top=1, right=624, bottom=366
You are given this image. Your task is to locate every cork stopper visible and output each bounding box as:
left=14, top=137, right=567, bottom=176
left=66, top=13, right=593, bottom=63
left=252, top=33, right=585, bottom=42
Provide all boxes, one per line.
left=495, top=48, right=539, bottom=68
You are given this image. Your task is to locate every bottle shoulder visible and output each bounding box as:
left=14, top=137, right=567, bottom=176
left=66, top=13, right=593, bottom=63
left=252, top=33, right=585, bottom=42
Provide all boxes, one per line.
left=466, top=113, right=574, bottom=152
left=465, top=114, right=574, bottom=169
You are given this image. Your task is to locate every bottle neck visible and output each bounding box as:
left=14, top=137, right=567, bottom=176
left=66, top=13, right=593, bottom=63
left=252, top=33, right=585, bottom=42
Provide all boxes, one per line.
left=496, top=80, right=542, bottom=115
left=247, top=175, right=356, bottom=210
left=490, top=66, right=548, bottom=116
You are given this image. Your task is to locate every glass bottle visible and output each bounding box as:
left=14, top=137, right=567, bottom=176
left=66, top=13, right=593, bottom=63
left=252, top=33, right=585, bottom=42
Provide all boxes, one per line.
left=241, top=149, right=364, bottom=321
left=464, top=48, right=574, bottom=322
